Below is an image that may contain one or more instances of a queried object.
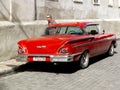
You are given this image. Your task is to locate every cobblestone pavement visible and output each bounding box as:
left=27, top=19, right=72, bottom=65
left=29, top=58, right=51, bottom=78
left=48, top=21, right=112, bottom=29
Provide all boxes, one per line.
left=0, top=41, right=120, bottom=90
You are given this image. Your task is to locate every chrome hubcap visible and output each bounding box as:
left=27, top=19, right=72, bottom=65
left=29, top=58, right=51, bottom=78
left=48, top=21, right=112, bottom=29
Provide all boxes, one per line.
left=110, top=45, right=114, bottom=55
left=81, top=53, right=89, bottom=67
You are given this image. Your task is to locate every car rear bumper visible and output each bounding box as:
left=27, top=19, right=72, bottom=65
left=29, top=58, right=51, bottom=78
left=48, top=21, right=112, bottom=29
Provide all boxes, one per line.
left=17, top=54, right=77, bottom=63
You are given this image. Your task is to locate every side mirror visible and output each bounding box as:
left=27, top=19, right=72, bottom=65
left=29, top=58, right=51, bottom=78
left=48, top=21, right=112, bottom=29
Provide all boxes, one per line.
left=90, top=30, right=98, bottom=35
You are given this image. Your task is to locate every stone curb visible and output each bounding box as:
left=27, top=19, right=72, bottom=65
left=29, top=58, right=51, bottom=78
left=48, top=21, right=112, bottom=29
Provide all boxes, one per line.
left=0, top=59, right=26, bottom=76
left=0, top=66, right=17, bottom=76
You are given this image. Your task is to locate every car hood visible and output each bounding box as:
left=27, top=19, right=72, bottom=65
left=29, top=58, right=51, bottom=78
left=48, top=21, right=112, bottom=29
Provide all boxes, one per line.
left=18, top=35, right=93, bottom=54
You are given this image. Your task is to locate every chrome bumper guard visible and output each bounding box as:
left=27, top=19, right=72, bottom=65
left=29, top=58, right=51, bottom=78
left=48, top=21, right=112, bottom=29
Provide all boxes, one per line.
left=51, top=55, right=73, bottom=62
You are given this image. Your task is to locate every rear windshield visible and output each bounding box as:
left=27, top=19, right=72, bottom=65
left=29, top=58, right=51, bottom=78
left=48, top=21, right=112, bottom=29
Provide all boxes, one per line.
left=45, top=26, right=83, bottom=35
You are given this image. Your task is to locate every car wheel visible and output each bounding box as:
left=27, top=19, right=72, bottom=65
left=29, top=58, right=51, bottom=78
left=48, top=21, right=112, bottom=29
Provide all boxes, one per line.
left=107, top=43, right=114, bottom=56
left=79, top=51, right=89, bottom=69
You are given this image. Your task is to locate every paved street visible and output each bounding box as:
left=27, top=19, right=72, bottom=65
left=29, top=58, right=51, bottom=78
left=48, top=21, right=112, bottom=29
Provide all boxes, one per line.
left=0, top=41, right=120, bottom=90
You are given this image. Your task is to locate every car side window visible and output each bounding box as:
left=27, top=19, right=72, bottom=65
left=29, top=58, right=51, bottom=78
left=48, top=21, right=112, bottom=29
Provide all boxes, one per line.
left=57, top=26, right=68, bottom=34
left=45, top=27, right=58, bottom=35
left=66, top=26, right=83, bottom=35
left=46, top=26, right=84, bottom=35
left=85, top=25, right=99, bottom=34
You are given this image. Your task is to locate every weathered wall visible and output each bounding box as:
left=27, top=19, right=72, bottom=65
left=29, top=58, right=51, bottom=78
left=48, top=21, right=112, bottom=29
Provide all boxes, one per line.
left=0, top=0, right=120, bottom=21
left=0, top=21, right=47, bottom=61
left=12, top=0, right=35, bottom=21
left=0, top=0, right=10, bottom=21
left=36, top=0, right=45, bottom=20
left=37, top=0, right=120, bottom=20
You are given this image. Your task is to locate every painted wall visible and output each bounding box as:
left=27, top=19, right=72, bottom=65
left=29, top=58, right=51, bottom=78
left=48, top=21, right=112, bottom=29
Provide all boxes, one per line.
left=12, top=0, right=35, bottom=21
left=0, top=0, right=10, bottom=21
left=0, top=0, right=120, bottom=21
left=37, top=0, right=120, bottom=20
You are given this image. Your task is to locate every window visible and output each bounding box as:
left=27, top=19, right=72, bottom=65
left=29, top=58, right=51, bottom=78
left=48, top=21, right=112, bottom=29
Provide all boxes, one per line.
left=46, top=26, right=83, bottom=35
left=73, top=0, right=83, bottom=3
left=66, top=27, right=83, bottom=35
left=93, top=0, right=100, bottom=5
left=119, top=0, right=120, bottom=8
left=48, top=0, right=58, bottom=2
left=85, top=25, right=99, bottom=34
left=108, top=0, right=113, bottom=7
left=58, top=27, right=67, bottom=34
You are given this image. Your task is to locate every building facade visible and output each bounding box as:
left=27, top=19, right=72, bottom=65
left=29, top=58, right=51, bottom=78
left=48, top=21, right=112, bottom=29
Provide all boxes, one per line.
left=0, top=0, right=120, bottom=21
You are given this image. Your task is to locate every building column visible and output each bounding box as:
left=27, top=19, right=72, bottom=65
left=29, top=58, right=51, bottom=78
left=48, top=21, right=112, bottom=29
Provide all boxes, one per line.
left=34, top=0, right=37, bottom=20
left=9, top=0, right=12, bottom=21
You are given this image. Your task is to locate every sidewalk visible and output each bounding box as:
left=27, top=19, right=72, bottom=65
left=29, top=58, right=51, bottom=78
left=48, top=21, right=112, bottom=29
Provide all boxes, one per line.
left=0, top=59, right=26, bottom=76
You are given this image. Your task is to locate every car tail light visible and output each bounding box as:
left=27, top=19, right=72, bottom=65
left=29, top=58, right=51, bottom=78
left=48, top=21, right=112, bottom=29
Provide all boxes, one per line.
left=59, top=44, right=72, bottom=54
left=60, top=48, right=69, bottom=54
left=18, top=45, right=26, bottom=54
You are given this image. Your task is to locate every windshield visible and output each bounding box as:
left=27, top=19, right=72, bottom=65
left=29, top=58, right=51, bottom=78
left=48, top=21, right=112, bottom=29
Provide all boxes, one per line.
left=45, top=26, right=84, bottom=35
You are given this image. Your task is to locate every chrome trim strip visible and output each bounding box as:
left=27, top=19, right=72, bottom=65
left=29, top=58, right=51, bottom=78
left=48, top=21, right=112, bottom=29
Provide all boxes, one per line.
left=68, top=37, right=94, bottom=43
left=73, top=38, right=116, bottom=48
left=57, top=36, right=94, bottom=52
left=18, top=52, right=82, bottom=57
left=19, top=54, right=53, bottom=57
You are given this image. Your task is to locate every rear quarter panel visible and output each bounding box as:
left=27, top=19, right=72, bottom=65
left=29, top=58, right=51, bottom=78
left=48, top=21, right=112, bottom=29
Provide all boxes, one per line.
left=89, top=33, right=116, bottom=57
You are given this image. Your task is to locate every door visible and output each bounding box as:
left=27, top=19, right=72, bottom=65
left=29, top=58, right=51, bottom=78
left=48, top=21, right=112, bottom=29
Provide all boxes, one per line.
left=84, top=24, right=106, bottom=57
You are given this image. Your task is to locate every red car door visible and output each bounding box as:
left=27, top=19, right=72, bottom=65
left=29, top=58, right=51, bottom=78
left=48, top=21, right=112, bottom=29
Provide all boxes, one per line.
left=92, top=34, right=108, bottom=55
left=94, top=34, right=113, bottom=55
left=84, top=24, right=107, bottom=57
left=89, top=34, right=101, bottom=57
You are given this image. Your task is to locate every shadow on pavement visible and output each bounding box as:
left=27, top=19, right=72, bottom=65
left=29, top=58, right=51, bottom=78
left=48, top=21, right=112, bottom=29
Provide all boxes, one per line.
left=15, top=51, right=118, bottom=74
left=89, top=51, right=118, bottom=65
left=15, top=62, right=80, bottom=74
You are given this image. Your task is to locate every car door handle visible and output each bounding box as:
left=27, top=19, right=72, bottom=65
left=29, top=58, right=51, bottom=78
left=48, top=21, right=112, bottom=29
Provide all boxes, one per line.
left=88, top=37, right=94, bottom=41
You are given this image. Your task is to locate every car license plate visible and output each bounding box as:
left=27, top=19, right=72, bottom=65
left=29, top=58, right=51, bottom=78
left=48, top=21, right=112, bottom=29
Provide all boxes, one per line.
left=33, top=57, right=46, bottom=61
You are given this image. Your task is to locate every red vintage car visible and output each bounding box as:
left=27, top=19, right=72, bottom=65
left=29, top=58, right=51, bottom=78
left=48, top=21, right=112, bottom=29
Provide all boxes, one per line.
left=18, top=22, right=117, bottom=69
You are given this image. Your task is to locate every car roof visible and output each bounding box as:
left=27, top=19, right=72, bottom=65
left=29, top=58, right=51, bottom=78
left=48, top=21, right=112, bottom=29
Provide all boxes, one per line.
left=48, top=22, right=98, bottom=28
